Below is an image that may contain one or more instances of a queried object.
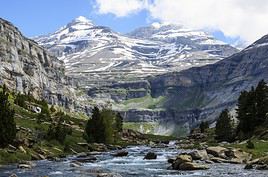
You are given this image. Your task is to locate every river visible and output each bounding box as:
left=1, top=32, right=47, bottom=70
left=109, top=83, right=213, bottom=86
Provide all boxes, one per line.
left=0, top=145, right=267, bottom=177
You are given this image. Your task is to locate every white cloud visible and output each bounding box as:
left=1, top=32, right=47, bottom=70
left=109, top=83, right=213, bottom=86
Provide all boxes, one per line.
left=94, top=0, right=268, bottom=44
left=94, top=0, right=148, bottom=17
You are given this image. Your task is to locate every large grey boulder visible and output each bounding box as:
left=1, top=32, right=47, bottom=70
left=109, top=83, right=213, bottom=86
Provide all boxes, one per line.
left=190, top=150, right=209, bottom=160
left=206, top=146, right=227, bottom=158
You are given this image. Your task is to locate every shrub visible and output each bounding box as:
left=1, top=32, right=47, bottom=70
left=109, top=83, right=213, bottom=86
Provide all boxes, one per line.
left=246, top=140, right=255, bottom=149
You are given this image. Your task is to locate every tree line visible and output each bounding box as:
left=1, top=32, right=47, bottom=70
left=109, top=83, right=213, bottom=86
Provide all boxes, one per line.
left=215, top=80, right=268, bottom=142
left=0, top=84, right=123, bottom=148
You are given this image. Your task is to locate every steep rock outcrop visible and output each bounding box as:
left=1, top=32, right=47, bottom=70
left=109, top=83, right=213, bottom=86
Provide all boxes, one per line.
left=0, top=18, right=87, bottom=112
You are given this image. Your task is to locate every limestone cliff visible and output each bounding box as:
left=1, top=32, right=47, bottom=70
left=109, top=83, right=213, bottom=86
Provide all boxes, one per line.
left=0, top=18, right=88, bottom=113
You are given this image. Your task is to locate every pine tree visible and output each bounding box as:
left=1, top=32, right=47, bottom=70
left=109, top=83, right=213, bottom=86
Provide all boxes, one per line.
left=84, top=107, right=121, bottom=144
left=0, top=85, right=16, bottom=147
left=254, top=80, right=268, bottom=126
left=85, top=107, right=101, bottom=143
left=215, top=109, right=233, bottom=142
left=115, top=112, right=123, bottom=132
left=101, top=109, right=115, bottom=144
left=199, top=121, right=209, bottom=133
left=236, top=80, right=268, bottom=139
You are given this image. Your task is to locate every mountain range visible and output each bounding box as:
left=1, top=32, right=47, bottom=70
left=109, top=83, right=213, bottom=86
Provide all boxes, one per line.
left=2, top=16, right=268, bottom=135
left=34, top=16, right=238, bottom=87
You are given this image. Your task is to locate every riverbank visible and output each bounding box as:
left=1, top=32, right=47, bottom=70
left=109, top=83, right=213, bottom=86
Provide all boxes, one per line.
left=0, top=104, right=177, bottom=165
left=1, top=145, right=268, bottom=177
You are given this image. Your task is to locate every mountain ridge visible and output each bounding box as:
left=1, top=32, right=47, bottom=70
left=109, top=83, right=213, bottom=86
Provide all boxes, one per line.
left=33, top=16, right=238, bottom=88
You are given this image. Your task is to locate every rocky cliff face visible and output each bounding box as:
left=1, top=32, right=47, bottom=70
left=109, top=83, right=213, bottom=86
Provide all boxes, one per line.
left=88, top=34, right=268, bottom=131
left=0, top=18, right=88, bottom=113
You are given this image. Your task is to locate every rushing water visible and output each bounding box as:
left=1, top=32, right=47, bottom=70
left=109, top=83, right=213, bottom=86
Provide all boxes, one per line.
left=0, top=145, right=267, bottom=177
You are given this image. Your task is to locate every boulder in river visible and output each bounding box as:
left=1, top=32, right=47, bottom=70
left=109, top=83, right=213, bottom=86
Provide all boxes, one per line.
left=97, top=173, right=123, bottom=177
left=206, top=146, right=227, bottom=158
left=225, top=148, right=252, bottom=163
left=70, top=161, right=82, bottom=167
left=172, top=154, right=193, bottom=170
left=9, top=174, right=18, bottom=177
left=17, top=162, right=33, bottom=169
left=76, top=152, right=88, bottom=158
left=170, top=153, right=209, bottom=171
left=245, top=155, right=268, bottom=170
left=179, top=162, right=209, bottom=170
left=113, top=150, right=128, bottom=157
left=189, top=150, right=209, bottom=160
left=88, top=143, right=108, bottom=152
left=74, top=156, right=97, bottom=163
left=144, top=152, right=157, bottom=160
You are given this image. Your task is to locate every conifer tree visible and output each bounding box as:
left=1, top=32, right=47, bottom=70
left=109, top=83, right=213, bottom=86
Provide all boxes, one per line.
left=254, top=80, right=268, bottom=126
left=215, top=109, right=233, bottom=142
left=199, top=121, right=209, bottom=133
left=115, top=112, right=123, bottom=132
left=84, top=107, right=122, bottom=144
left=0, top=85, right=16, bottom=147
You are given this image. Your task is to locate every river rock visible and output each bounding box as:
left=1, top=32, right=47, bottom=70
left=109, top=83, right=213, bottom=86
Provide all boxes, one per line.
left=17, top=161, right=34, bottom=169
left=172, top=154, right=192, bottom=170
left=210, top=157, right=228, bottom=163
left=38, top=154, right=46, bottom=160
left=144, top=152, right=157, bottom=160
left=18, top=146, right=27, bottom=154
left=113, top=150, right=128, bottom=157
left=206, top=146, right=227, bottom=158
left=168, top=158, right=175, bottom=164
left=179, top=162, right=209, bottom=170
left=77, top=142, right=89, bottom=147
left=76, top=152, right=88, bottom=158
left=225, top=148, right=252, bottom=163
left=189, top=150, right=209, bottom=160
left=97, top=173, right=123, bottom=177
left=88, top=143, right=108, bottom=152
left=244, top=164, right=253, bottom=169
left=70, top=161, right=82, bottom=167
left=256, top=165, right=268, bottom=170
left=75, top=156, right=97, bottom=163
left=245, top=155, right=268, bottom=170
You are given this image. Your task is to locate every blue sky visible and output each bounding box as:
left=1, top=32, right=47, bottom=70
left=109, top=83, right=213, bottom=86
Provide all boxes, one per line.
left=0, top=0, right=256, bottom=46
left=0, top=0, right=150, bottom=37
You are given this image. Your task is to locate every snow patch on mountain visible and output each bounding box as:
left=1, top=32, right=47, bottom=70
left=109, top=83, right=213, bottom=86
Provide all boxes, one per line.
left=33, top=16, right=238, bottom=88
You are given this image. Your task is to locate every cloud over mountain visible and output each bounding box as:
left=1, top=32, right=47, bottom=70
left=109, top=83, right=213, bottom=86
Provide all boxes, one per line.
left=94, top=0, right=268, bottom=44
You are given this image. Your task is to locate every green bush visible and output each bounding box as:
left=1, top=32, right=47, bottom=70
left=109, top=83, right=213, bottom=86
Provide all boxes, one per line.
left=246, top=140, right=255, bottom=149
left=46, top=112, right=72, bottom=144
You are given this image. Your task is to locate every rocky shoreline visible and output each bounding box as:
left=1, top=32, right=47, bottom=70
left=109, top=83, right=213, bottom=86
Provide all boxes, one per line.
left=5, top=141, right=267, bottom=177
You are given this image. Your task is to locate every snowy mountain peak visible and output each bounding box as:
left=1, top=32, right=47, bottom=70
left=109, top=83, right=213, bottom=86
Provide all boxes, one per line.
left=151, top=22, right=172, bottom=29
left=74, top=16, right=91, bottom=22
left=33, top=20, right=238, bottom=87
left=67, top=16, right=94, bottom=28
left=73, top=16, right=92, bottom=23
